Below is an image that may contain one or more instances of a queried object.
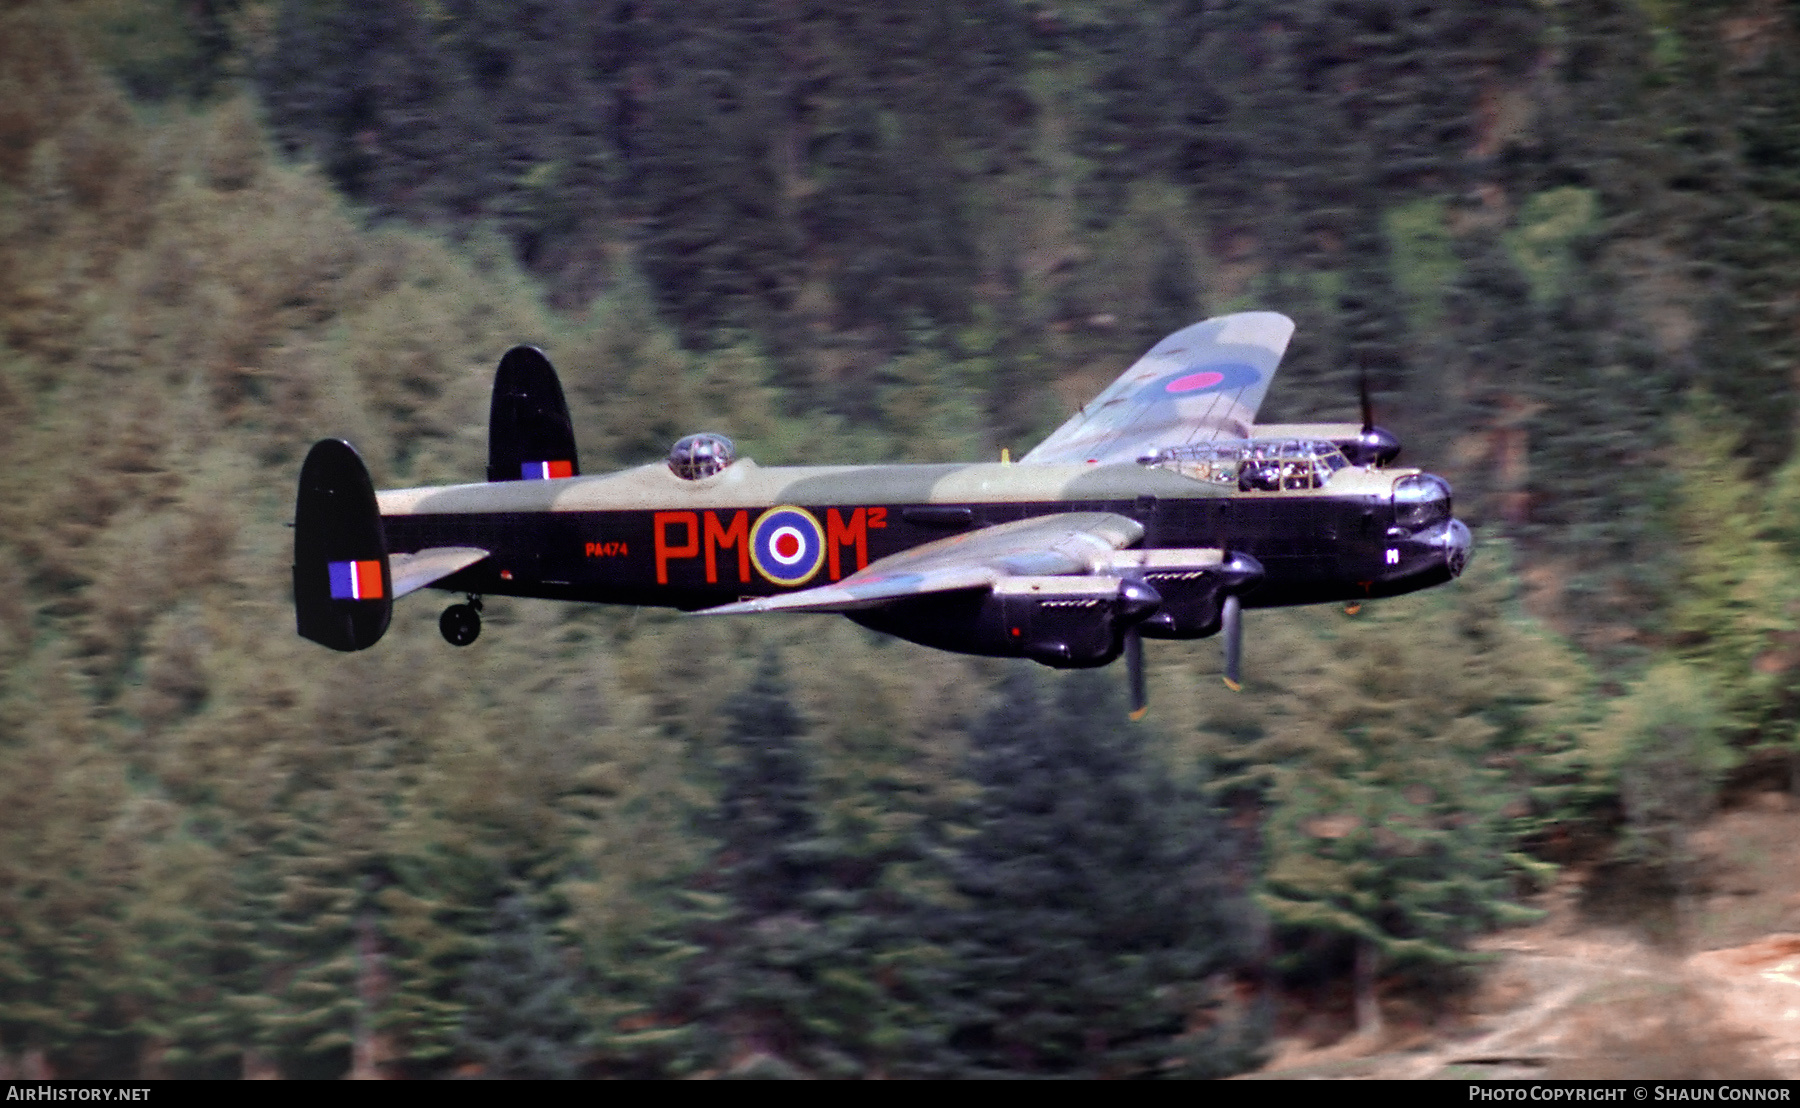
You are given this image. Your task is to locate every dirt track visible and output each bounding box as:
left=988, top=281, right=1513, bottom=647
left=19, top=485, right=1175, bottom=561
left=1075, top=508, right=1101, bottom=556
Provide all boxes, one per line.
left=1249, top=796, right=1800, bottom=1080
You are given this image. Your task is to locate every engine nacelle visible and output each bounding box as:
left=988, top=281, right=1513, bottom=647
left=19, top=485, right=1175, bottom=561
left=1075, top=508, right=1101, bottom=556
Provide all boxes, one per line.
left=1136, top=550, right=1264, bottom=640
left=1089, top=549, right=1265, bottom=640
left=848, top=576, right=1161, bottom=668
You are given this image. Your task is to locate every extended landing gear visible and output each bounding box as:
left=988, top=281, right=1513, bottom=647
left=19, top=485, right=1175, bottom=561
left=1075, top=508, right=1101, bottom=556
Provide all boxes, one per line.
left=440, top=596, right=482, bottom=646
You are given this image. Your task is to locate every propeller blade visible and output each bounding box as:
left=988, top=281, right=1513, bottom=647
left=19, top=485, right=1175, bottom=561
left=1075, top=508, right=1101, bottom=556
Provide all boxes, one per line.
left=1126, top=629, right=1148, bottom=720
left=1222, top=593, right=1243, bottom=691
left=1346, top=361, right=1401, bottom=467
left=1359, top=362, right=1375, bottom=434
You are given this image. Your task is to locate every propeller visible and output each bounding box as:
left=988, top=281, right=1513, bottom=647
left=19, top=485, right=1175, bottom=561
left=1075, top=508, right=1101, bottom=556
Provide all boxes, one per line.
left=1124, top=496, right=1161, bottom=721
left=1216, top=551, right=1261, bottom=691
left=1126, top=629, right=1148, bottom=720
left=1344, top=362, right=1401, bottom=467
left=1116, top=576, right=1160, bottom=720
left=1359, top=362, right=1375, bottom=433
left=1221, top=593, right=1243, bottom=691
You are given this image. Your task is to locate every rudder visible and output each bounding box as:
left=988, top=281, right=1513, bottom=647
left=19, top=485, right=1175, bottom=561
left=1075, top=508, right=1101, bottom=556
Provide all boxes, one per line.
left=488, top=346, right=580, bottom=482
left=294, top=438, right=392, bottom=651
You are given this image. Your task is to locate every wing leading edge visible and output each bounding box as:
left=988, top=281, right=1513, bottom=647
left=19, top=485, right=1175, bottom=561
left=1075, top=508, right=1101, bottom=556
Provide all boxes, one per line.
left=695, top=512, right=1146, bottom=615
left=1020, top=311, right=1295, bottom=466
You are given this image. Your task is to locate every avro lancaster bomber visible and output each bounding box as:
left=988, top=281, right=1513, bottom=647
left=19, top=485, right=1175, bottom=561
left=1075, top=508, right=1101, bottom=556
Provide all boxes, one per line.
left=293, top=312, right=1471, bottom=714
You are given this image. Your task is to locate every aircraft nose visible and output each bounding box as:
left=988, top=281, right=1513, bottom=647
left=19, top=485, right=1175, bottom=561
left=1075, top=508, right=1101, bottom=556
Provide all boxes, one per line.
left=1443, top=519, right=1471, bottom=577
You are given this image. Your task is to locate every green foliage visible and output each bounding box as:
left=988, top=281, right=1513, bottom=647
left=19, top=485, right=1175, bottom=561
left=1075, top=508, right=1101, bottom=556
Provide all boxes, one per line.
left=1217, top=541, right=1591, bottom=984
left=457, top=893, right=588, bottom=1079
left=14, top=0, right=1800, bottom=1078
left=1591, top=661, right=1736, bottom=875
left=1668, top=399, right=1800, bottom=756
left=875, top=343, right=994, bottom=464
left=1504, top=188, right=1599, bottom=305
left=929, top=670, right=1264, bottom=1079
left=1384, top=199, right=1459, bottom=334
left=0, top=645, right=146, bottom=1071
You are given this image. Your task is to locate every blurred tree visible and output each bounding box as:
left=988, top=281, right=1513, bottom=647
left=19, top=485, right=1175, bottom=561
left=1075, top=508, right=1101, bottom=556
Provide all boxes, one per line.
left=931, top=669, right=1263, bottom=1078
left=457, top=892, right=588, bottom=1078
left=666, top=651, right=938, bottom=1078
left=1669, top=401, right=1800, bottom=737
left=236, top=802, right=365, bottom=1079
left=59, top=0, right=246, bottom=101
left=1239, top=544, right=1585, bottom=1030
left=1596, top=661, right=1735, bottom=890
left=0, top=648, right=147, bottom=1077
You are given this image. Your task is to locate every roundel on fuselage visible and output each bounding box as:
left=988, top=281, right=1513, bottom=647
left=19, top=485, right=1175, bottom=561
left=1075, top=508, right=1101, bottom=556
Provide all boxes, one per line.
left=750, top=506, right=826, bottom=587
left=1149, top=361, right=1262, bottom=398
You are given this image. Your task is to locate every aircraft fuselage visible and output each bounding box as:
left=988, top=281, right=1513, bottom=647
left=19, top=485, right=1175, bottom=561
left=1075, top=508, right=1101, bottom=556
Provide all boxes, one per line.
left=376, top=458, right=1468, bottom=622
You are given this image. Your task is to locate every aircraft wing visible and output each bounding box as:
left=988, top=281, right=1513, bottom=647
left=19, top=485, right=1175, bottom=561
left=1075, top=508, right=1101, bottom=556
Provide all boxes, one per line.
left=389, top=546, right=490, bottom=598
left=695, top=512, right=1144, bottom=615
left=1020, top=311, right=1295, bottom=465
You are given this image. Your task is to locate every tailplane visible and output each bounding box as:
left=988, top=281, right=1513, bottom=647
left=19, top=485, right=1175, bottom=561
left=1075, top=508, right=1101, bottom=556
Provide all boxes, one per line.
left=488, top=346, right=580, bottom=482
left=293, top=438, right=392, bottom=652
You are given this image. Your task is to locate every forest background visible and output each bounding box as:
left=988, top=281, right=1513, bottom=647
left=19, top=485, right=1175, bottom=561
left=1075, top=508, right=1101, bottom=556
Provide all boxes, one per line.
left=2, top=0, right=1800, bottom=1079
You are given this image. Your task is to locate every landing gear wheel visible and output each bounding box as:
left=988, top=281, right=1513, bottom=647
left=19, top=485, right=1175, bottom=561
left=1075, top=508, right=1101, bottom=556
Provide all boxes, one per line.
left=440, top=603, right=481, bottom=646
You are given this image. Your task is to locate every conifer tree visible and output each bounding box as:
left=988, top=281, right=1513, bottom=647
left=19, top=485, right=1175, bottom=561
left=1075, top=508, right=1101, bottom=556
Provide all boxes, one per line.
left=457, top=892, right=588, bottom=1079
left=669, top=651, right=935, bottom=1078
left=1595, top=662, right=1735, bottom=893
left=1660, top=398, right=1800, bottom=807
left=931, top=669, right=1262, bottom=1078
left=0, top=647, right=146, bottom=1077
left=1669, top=401, right=1800, bottom=747
left=234, top=806, right=363, bottom=1079
left=1240, top=545, right=1585, bottom=1030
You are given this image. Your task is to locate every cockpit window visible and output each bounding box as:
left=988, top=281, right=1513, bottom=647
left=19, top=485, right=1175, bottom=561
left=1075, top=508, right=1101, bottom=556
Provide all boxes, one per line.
left=1139, top=439, right=1349, bottom=491
left=1392, top=473, right=1452, bottom=530
left=668, top=433, right=736, bottom=480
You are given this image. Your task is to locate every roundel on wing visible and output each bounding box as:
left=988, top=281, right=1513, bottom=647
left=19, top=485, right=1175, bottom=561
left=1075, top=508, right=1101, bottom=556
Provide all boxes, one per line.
left=750, top=506, right=826, bottom=587
left=1150, top=361, right=1261, bottom=398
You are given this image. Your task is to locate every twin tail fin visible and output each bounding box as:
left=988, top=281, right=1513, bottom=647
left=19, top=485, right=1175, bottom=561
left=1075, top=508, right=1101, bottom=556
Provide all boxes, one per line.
left=487, top=345, right=579, bottom=482
left=293, top=438, right=392, bottom=652
left=296, top=346, right=575, bottom=650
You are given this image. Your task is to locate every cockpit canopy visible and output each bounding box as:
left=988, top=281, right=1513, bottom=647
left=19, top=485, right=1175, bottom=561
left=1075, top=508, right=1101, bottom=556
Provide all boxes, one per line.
left=1392, top=473, right=1452, bottom=530
left=668, top=433, right=736, bottom=480
left=1138, top=439, right=1349, bottom=491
